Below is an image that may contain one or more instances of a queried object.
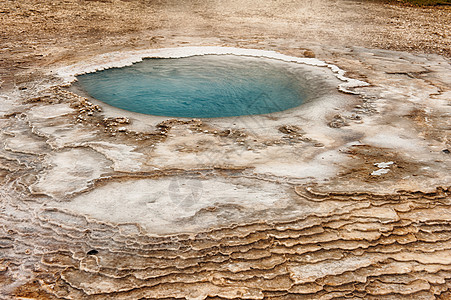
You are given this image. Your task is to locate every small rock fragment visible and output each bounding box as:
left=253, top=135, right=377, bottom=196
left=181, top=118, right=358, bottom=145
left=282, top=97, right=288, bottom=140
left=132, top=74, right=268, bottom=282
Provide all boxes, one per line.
left=304, top=50, right=316, bottom=58
left=328, top=114, right=349, bottom=128
left=279, top=125, right=301, bottom=134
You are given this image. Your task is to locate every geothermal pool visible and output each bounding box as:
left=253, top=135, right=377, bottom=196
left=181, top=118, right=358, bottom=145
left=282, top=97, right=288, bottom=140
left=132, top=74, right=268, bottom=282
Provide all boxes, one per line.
left=76, top=55, right=311, bottom=118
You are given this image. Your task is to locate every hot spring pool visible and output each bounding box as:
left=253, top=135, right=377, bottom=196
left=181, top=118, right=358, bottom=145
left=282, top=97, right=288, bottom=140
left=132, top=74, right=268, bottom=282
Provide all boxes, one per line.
left=76, top=55, right=315, bottom=118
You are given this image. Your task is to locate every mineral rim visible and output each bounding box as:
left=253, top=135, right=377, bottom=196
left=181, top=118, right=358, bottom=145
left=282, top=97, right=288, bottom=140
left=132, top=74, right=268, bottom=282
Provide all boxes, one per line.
left=1, top=0, right=451, bottom=299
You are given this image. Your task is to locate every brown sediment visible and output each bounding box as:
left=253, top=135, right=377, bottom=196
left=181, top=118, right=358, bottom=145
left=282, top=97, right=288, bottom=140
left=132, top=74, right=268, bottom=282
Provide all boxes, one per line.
left=3, top=187, right=451, bottom=299
left=1, top=0, right=451, bottom=299
left=1, top=0, right=450, bottom=87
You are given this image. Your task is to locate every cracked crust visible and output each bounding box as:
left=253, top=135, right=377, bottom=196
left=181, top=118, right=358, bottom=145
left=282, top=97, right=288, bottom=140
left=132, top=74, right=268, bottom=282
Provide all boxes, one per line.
left=1, top=0, right=451, bottom=299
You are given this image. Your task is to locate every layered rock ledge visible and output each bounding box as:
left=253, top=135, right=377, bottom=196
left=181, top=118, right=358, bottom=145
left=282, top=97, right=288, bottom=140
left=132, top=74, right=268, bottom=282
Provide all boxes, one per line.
left=1, top=0, right=450, bottom=299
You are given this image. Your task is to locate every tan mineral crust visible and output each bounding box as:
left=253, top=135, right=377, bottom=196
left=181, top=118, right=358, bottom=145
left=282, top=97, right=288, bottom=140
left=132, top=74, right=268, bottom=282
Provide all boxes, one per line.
left=1, top=0, right=451, bottom=299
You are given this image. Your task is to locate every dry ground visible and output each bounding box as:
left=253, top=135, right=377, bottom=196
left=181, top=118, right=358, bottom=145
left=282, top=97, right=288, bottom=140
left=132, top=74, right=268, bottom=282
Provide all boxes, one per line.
left=1, top=1, right=451, bottom=299
left=0, top=0, right=450, bottom=87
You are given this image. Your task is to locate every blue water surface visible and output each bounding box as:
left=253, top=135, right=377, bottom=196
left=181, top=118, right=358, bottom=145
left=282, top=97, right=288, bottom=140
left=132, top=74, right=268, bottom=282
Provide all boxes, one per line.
left=76, top=55, right=308, bottom=118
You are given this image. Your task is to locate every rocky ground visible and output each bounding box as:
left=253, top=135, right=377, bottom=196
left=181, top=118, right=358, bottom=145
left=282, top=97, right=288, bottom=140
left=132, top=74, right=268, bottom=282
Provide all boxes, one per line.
left=1, top=0, right=451, bottom=299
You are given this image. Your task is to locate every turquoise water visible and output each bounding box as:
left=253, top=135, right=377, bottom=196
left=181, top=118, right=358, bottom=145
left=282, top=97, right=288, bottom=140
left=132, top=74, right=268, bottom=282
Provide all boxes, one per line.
left=76, top=55, right=309, bottom=118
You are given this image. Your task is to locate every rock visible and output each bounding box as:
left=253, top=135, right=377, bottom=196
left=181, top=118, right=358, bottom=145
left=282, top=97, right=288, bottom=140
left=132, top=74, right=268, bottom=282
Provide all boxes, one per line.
left=304, top=50, right=316, bottom=58
left=328, top=114, right=349, bottom=128
left=279, top=125, right=301, bottom=134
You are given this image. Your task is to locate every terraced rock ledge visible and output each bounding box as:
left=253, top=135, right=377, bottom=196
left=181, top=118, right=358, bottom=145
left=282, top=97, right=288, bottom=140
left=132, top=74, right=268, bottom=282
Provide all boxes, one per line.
left=1, top=0, right=450, bottom=299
